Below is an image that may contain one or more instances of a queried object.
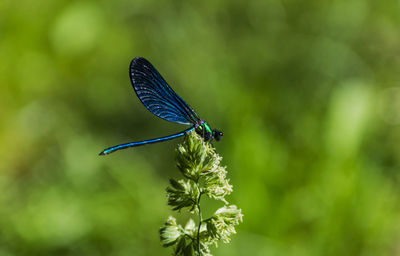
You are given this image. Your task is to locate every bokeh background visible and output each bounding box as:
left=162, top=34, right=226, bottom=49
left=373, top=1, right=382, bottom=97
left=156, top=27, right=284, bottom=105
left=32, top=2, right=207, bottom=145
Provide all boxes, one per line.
left=1, top=0, right=400, bottom=255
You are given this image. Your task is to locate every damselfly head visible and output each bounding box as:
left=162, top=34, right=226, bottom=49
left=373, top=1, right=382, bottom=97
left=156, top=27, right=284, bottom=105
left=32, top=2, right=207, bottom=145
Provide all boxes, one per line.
left=213, top=129, right=223, bottom=141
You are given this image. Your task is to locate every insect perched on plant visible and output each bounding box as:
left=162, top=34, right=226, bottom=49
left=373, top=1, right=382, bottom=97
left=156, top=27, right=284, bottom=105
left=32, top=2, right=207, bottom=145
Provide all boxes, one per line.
left=99, top=57, right=223, bottom=155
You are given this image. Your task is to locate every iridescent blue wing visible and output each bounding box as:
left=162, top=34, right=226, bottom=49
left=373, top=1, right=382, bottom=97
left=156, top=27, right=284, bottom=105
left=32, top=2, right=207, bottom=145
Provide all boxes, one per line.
left=130, top=57, right=200, bottom=125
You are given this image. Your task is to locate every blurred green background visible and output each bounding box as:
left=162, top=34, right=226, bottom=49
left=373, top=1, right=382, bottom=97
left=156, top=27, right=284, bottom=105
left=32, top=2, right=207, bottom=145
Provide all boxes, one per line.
left=1, top=0, right=400, bottom=255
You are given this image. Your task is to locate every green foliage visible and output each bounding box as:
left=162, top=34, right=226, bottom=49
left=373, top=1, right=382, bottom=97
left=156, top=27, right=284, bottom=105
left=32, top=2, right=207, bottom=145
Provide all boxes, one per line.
left=167, top=178, right=200, bottom=212
left=160, top=132, right=242, bottom=255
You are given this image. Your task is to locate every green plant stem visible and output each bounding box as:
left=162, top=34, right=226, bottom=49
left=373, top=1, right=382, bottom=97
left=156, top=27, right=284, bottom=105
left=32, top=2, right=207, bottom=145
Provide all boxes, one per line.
left=197, top=193, right=202, bottom=255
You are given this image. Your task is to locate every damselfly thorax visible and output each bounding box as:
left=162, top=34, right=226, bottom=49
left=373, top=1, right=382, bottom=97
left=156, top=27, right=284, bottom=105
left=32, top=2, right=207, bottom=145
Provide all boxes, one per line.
left=194, top=120, right=223, bottom=142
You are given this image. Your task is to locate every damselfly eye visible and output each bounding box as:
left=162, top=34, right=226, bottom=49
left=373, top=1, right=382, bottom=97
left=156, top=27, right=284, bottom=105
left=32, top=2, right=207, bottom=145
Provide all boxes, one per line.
left=213, top=130, right=223, bottom=141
